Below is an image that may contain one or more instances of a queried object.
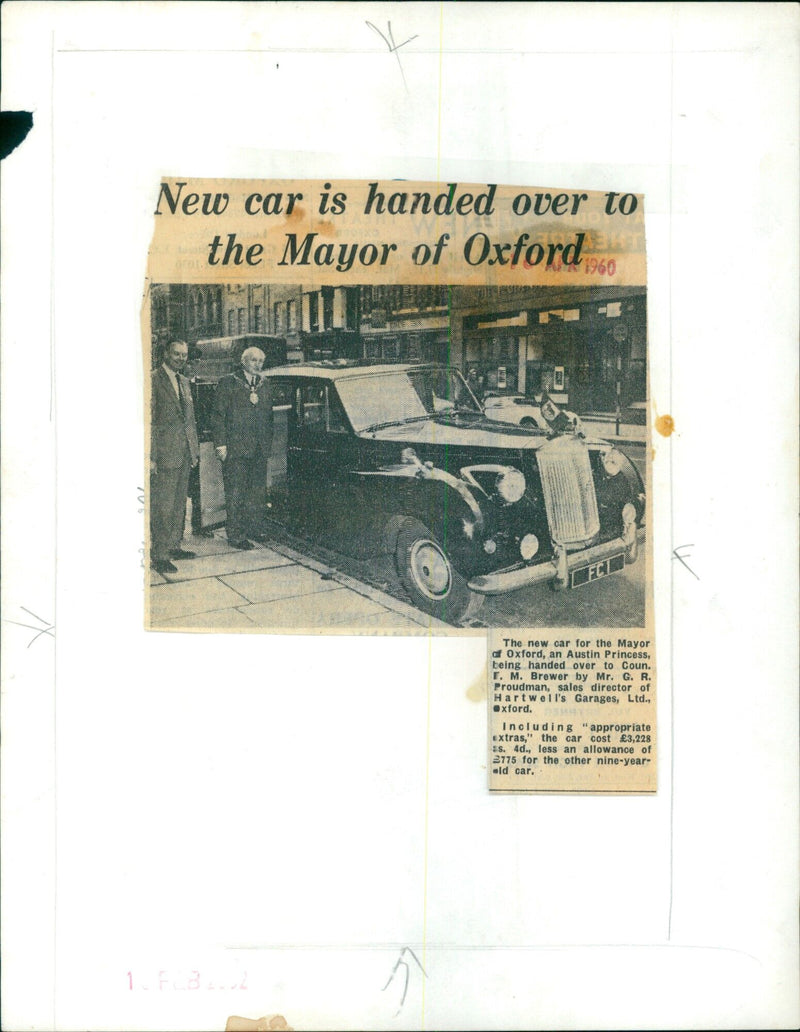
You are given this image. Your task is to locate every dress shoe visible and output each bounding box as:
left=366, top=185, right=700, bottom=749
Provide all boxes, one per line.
left=249, top=533, right=271, bottom=544
left=229, top=539, right=254, bottom=550
left=194, top=527, right=216, bottom=539
left=171, top=549, right=196, bottom=560
left=152, top=559, right=178, bottom=573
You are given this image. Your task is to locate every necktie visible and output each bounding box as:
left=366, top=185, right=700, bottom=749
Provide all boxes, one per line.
left=176, top=377, right=185, bottom=416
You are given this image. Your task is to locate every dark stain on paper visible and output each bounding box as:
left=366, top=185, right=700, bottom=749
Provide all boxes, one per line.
left=0, top=111, right=33, bottom=160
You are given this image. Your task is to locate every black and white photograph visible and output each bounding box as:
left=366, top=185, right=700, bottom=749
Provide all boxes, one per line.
left=147, top=281, right=648, bottom=631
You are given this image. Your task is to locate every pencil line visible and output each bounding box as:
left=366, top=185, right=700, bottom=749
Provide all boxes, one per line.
left=55, top=47, right=750, bottom=56
left=421, top=14, right=447, bottom=1029
left=51, top=30, right=58, bottom=1030
left=667, top=7, right=676, bottom=942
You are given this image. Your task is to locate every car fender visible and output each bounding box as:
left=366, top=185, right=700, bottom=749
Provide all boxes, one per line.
left=352, top=457, right=486, bottom=561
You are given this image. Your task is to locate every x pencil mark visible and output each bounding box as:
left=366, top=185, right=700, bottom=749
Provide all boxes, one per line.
left=366, top=20, right=419, bottom=91
left=5, top=606, right=55, bottom=647
left=382, top=946, right=428, bottom=1016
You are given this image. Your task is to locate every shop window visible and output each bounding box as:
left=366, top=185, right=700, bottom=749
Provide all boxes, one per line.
left=308, top=292, right=320, bottom=333
left=228, top=310, right=235, bottom=335
left=253, top=305, right=262, bottom=332
left=322, top=287, right=334, bottom=330
left=539, top=308, right=580, bottom=324
left=287, top=300, right=298, bottom=331
left=406, top=334, right=421, bottom=362
left=237, top=308, right=245, bottom=334
left=345, top=288, right=359, bottom=330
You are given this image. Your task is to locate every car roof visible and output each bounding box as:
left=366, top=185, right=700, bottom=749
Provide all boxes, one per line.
left=265, top=362, right=436, bottom=381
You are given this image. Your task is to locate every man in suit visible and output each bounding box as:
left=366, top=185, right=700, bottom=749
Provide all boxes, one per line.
left=150, top=340, right=200, bottom=573
left=211, top=346, right=274, bottom=550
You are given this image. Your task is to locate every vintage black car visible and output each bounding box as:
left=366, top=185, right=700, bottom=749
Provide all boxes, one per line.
left=265, top=363, right=645, bottom=624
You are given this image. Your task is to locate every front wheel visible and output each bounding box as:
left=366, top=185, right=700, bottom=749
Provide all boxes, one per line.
left=394, top=517, right=483, bottom=625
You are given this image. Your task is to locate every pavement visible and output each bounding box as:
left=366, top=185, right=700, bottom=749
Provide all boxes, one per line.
left=148, top=526, right=450, bottom=634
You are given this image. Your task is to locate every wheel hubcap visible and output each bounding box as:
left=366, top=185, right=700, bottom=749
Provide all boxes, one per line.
left=409, top=540, right=452, bottom=600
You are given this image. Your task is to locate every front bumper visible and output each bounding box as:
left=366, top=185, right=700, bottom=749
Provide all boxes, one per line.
left=467, top=530, right=644, bottom=596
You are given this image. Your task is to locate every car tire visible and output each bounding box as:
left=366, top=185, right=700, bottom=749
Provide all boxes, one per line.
left=394, top=517, right=483, bottom=625
left=520, top=416, right=540, bottom=429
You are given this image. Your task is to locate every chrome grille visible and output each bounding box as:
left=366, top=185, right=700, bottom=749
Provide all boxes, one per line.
left=536, top=437, right=600, bottom=545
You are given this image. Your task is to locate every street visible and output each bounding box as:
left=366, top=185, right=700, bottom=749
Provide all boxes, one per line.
left=261, top=512, right=647, bottom=630
left=476, top=545, right=646, bottom=628
left=260, top=438, right=649, bottom=630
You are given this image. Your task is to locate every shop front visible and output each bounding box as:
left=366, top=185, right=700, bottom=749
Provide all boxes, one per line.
left=301, top=329, right=361, bottom=362
left=361, top=322, right=451, bottom=366
left=459, top=290, right=647, bottom=415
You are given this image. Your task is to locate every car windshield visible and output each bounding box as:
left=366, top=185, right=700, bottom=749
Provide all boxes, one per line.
left=337, top=367, right=482, bottom=432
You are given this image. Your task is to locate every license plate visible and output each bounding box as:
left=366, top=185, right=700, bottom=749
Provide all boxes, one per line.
left=570, top=552, right=625, bottom=588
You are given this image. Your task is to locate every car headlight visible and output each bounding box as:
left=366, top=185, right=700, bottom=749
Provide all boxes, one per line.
left=520, top=533, right=539, bottom=560
left=602, top=448, right=624, bottom=476
left=495, top=468, right=526, bottom=504
left=622, top=502, right=637, bottom=525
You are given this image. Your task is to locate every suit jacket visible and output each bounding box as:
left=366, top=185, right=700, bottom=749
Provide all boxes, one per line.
left=211, top=373, right=274, bottom=460
left=151, top=366, right=200, bottom=470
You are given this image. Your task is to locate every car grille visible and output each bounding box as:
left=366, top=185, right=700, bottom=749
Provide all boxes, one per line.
left=536, top=437, right=600, bottom=546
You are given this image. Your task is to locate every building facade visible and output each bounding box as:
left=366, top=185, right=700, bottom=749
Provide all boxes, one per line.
left=150, top=282, right=647, bottom=414
left=150, top=283, right=225, bottom=366
left=358, top=285, right=452, bottom=365
left=450, top=285, right=647, bottom=412
left=150, top=282, right=304, bottom=366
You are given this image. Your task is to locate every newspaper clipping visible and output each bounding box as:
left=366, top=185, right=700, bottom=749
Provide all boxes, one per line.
left=145, top=177, right=654, bottom=792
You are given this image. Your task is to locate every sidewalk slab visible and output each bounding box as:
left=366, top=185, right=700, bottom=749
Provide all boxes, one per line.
left=150, top=577, right=247, bottom=623
left=183, top=533, right=240, bottom=556
left=350, top=610, right=437, bottom=631
left=160, top=547, right=294, bottom=583
left=220, top=564, right=341, bottom=605
left=159, top=607, right=257, bottom=630
left=259, top=537, right=452, bottom=631
left=241, top=586, right=388, bottom=628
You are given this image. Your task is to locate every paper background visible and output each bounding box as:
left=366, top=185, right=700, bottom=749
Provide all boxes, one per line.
left=2, top=3, right=797, bottom=1029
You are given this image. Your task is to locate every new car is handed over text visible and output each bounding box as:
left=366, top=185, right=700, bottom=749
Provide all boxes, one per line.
left=265, top=363, right=645, bottom=625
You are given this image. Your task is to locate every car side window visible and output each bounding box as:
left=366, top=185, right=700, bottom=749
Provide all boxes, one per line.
left=325, top=386, right=348, bottom=434
left=270, top=379, right=295, bottom=408
left=298, top=381, right=348, bottom=434
left=301, top=383, right=326, bottom=430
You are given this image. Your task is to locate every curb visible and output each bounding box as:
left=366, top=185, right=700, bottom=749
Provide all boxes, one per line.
left=259, top=536, right=452, bottom=631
